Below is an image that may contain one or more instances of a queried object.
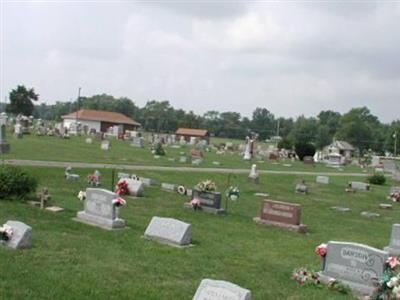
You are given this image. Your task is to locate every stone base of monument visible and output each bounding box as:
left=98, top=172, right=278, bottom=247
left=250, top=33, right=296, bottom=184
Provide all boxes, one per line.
left=183, top=202, right=226, bottom=215
left=318, top=272, right=376, bottom=298
left=247, top=176, right=259, bottom=184
left=74, top=212, right=126, bottom=230
left=253, top=217, right=307, bottom=234
left=384, top=246, right=400, bottom=256
left=0, top=143, right=10, bottom=154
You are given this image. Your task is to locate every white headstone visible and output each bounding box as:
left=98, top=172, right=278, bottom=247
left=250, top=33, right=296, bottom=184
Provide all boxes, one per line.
left=118, top=178, right=144, bottom=197
left=144, top=217, right=192, bottom=247
left=384, top=224, right=400, bottom=256
left=2, top=221, right=32, bottom=249
left=75, top=188, right=126, bottom=229
left=316, top=176, right=330, bottom=184
left=193, top=279, right=252, bottom=300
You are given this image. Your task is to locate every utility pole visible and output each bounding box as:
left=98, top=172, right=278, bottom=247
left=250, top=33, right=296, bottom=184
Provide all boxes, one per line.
left=394, top=132, right=398, bottom=157
left=76, top=87, right=81, bottom=123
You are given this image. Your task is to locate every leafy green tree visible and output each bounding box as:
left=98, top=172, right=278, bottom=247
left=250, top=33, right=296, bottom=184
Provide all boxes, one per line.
left=251, top=107, right=275, bottom=140
left=7, top=85, right=39, bottom=116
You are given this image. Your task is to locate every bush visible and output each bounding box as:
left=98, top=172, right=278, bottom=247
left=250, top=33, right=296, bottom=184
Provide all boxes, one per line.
left=294, top=142, right=316, bottom=161
left=278, top=138, right=293, bottom=150
left=367, top=174, right=386, bottom=185
left=154, top=143, right=166, bottom=156
left=0, top=166, right=37, bottom=200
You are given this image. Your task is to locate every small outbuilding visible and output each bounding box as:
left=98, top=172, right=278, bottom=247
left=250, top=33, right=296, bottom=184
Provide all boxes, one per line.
left=176, top=128, right=210, bottom=144
left=325, top=140, right=355, bottom=161
left=62, top=109, right=141, bottom=133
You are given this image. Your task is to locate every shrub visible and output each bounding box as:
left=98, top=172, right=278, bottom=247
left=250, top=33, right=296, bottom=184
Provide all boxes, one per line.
left=278, top=138, right=293, bottom=150
left=0, top=166, right=37, bottom=200
left=154, top=143, right=166, bottom=156
left=295, top=142, right=316, bottom=161
left=367, top=174, right=386, bottom=185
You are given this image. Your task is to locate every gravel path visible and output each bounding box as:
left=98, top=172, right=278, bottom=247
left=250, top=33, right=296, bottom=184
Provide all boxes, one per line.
left=3, top=159, right=370, bottom=177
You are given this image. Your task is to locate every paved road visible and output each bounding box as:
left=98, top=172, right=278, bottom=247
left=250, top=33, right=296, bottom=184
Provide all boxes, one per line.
left=3, top=159, right=370, bottom=177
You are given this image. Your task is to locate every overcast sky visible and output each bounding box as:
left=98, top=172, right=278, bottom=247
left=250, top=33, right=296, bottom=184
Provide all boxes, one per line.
left=1, top=1, right=400, bottom=122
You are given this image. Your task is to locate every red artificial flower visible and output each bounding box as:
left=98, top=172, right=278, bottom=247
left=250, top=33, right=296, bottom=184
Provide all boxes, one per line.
left=315, top=243, right=328, bottom=257
left=387, top=256, right=400, bottom=269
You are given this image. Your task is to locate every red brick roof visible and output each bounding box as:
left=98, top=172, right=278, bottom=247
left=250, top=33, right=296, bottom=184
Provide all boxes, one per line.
left=176, top=128, right=209, bottom=137
left=62, top=109, right=140, bottom=126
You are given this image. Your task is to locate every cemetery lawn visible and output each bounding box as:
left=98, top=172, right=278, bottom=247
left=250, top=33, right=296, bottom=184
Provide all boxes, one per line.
left=1, top=166, right=398, bottom=299
left=2, top=134, right=368, bottom=174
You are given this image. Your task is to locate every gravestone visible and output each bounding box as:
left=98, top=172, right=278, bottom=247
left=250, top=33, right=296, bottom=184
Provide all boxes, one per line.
left=1, top=221, right=32, bottom=249
left=184, top=189, right=225, bottom=215
left=316, top=176, right=330, bottom=185
left=117, top=172, right=131, bottom=179
left=303, top=156, right=314, bottom=165
left=75, top=188, right=126, bottom=230
left=192, top=158, right=203, bottom=166
left=193, top=279, right=252, bottom=300
left=101, top=140, right=110, bottom=150
left=0, top=116, right=10, bottom=153
left=179, top=156, right=188, bottom=163
left=295, top=181, right=308, bottom=194
left=319, top=241, right=388, bottom=297
left=118, top=178, right=144, bottom=197
left=131, top=136, right=144, bottom=148
left=360, top=211, right=380, bottom=218
left=85, top=138, right=92, bottom=144
left=140, top=177, right=157, bottom=187
left=247, top=164, right=259, bottom=184
left=349, top=182, right=370, bottom=191
left=161, top=183, right=177, bottom=192
left=144, top=217, right=192, bottom=247
left=254, top=192, right=269, bottom=197
left=384, top=224, right=400, bottom=256
left=253, top=200, right=307, bottom=233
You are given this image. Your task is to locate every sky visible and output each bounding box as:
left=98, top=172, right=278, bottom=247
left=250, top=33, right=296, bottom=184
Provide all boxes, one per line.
left=1, top=0, right=400, bottom=122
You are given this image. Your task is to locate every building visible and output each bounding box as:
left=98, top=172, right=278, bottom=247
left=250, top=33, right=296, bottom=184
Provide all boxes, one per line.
left=62, top=109, right=141, bottom=133
left=176, top=128, right=210, bottom=144
left=325, top=140, right=356, bottom=161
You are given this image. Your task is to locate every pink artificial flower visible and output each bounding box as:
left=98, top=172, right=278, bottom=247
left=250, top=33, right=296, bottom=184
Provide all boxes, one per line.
left=190, top=198, right=201, bottom=207
left=387, top=257, right=400, bottom=269
left=315, top=243, right=328, bottom=257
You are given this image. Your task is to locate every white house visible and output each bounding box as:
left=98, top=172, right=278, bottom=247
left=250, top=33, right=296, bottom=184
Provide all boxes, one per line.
left=62, top=109, right=140, bottom=133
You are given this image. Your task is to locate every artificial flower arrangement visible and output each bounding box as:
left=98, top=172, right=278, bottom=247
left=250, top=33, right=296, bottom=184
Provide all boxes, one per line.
left=190, top=198, right=201, bottom=210
left=0, top=224, right=13, bottom=242
left=77, top=191, right=86, bottom=202
left=112, top=197, right=126, bottom=207
left=116, top=181, right=129, bottom=196
left=374, top=256, right=400, bottom=299
left=87, top=171, right=100, bottom=187
left=389, top=191, right=400, bottom=202
left=225, top=186, right=240, bottom=201
left=195, top=180, right=217, bottom=192
left=291, top=243, right=350, bottom=295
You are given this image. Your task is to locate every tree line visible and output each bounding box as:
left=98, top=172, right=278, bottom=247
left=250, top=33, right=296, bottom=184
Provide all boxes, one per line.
left=5, top=86, right=400, bottom=154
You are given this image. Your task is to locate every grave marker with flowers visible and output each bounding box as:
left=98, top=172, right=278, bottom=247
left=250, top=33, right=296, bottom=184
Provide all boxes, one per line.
left=0, top=221, right=32, bottom=249
left=74, top=188, right=126, bottom=230
left=184, top=180, right=225, bottom=215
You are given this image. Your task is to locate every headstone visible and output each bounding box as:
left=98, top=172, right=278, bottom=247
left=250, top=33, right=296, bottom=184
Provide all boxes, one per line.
left=349, top=182, right=370, bottom=191
left=191, top=149, right=204, bottom=159
left=85, top=138, right=93, bottom=144
left=331, top=206, right=350, bottom=212
left=303, top=156, right=314, bottom=165
left=45, top=206, right=65, bottom=213
left=117, top=178, right=144, bottom=197
left=1, top=221, right=32, bottom=249
left=0, top=116, right=10, bottom=153
left=144, top=217, right=192, bottom=247
left=140, top=177, right=157, bottom=187
left=75, top=188, right=126, bottom=230
left=192, top=158, right=203, bottom=166
left=253, top=200, right=307, bottom=233
left=371, top=156, right=380, bottom=167
left=254, top=193, right=269, bottom=197
left=295, top=181, right=308, bottom=194
left=185, top=189, right=225, bottom=214
left=161, top=183, right=176, bottom=192
left=179, top=156, right=188, bottom=163
left=193, top=279, right=251, bottom=300
left=117, top=172, right=131, bottom=179
left=316, top=176, right=330, bottom=184
left=131, top=136, right=144, bottom=148
left=101, top=140, right=110, bottom=151
left=360, top=211, right=380, bottom=218
left=247, top=164, right=259, bottom=184
left=384, top=224, right=400, bottom=256
left=379, top=203, right=392, bottom=209
left=319, top=241, right=388, bottom=297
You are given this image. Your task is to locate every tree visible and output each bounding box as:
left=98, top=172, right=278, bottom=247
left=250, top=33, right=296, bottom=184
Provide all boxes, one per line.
left=6, top=85, right=39, bottom=116
left=251, top=107, right=275, bottom=140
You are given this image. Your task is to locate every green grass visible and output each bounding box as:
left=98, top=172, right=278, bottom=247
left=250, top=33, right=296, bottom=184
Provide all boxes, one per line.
left=1, top=133, right=367, bottom=174
left=0, top=166, right=397, bottom=299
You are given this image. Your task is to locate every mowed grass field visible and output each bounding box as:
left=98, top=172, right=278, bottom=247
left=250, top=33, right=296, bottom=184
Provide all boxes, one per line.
left=0, top=166, right=398, bottom=299
left=1, top=133, right=368, bottom=173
